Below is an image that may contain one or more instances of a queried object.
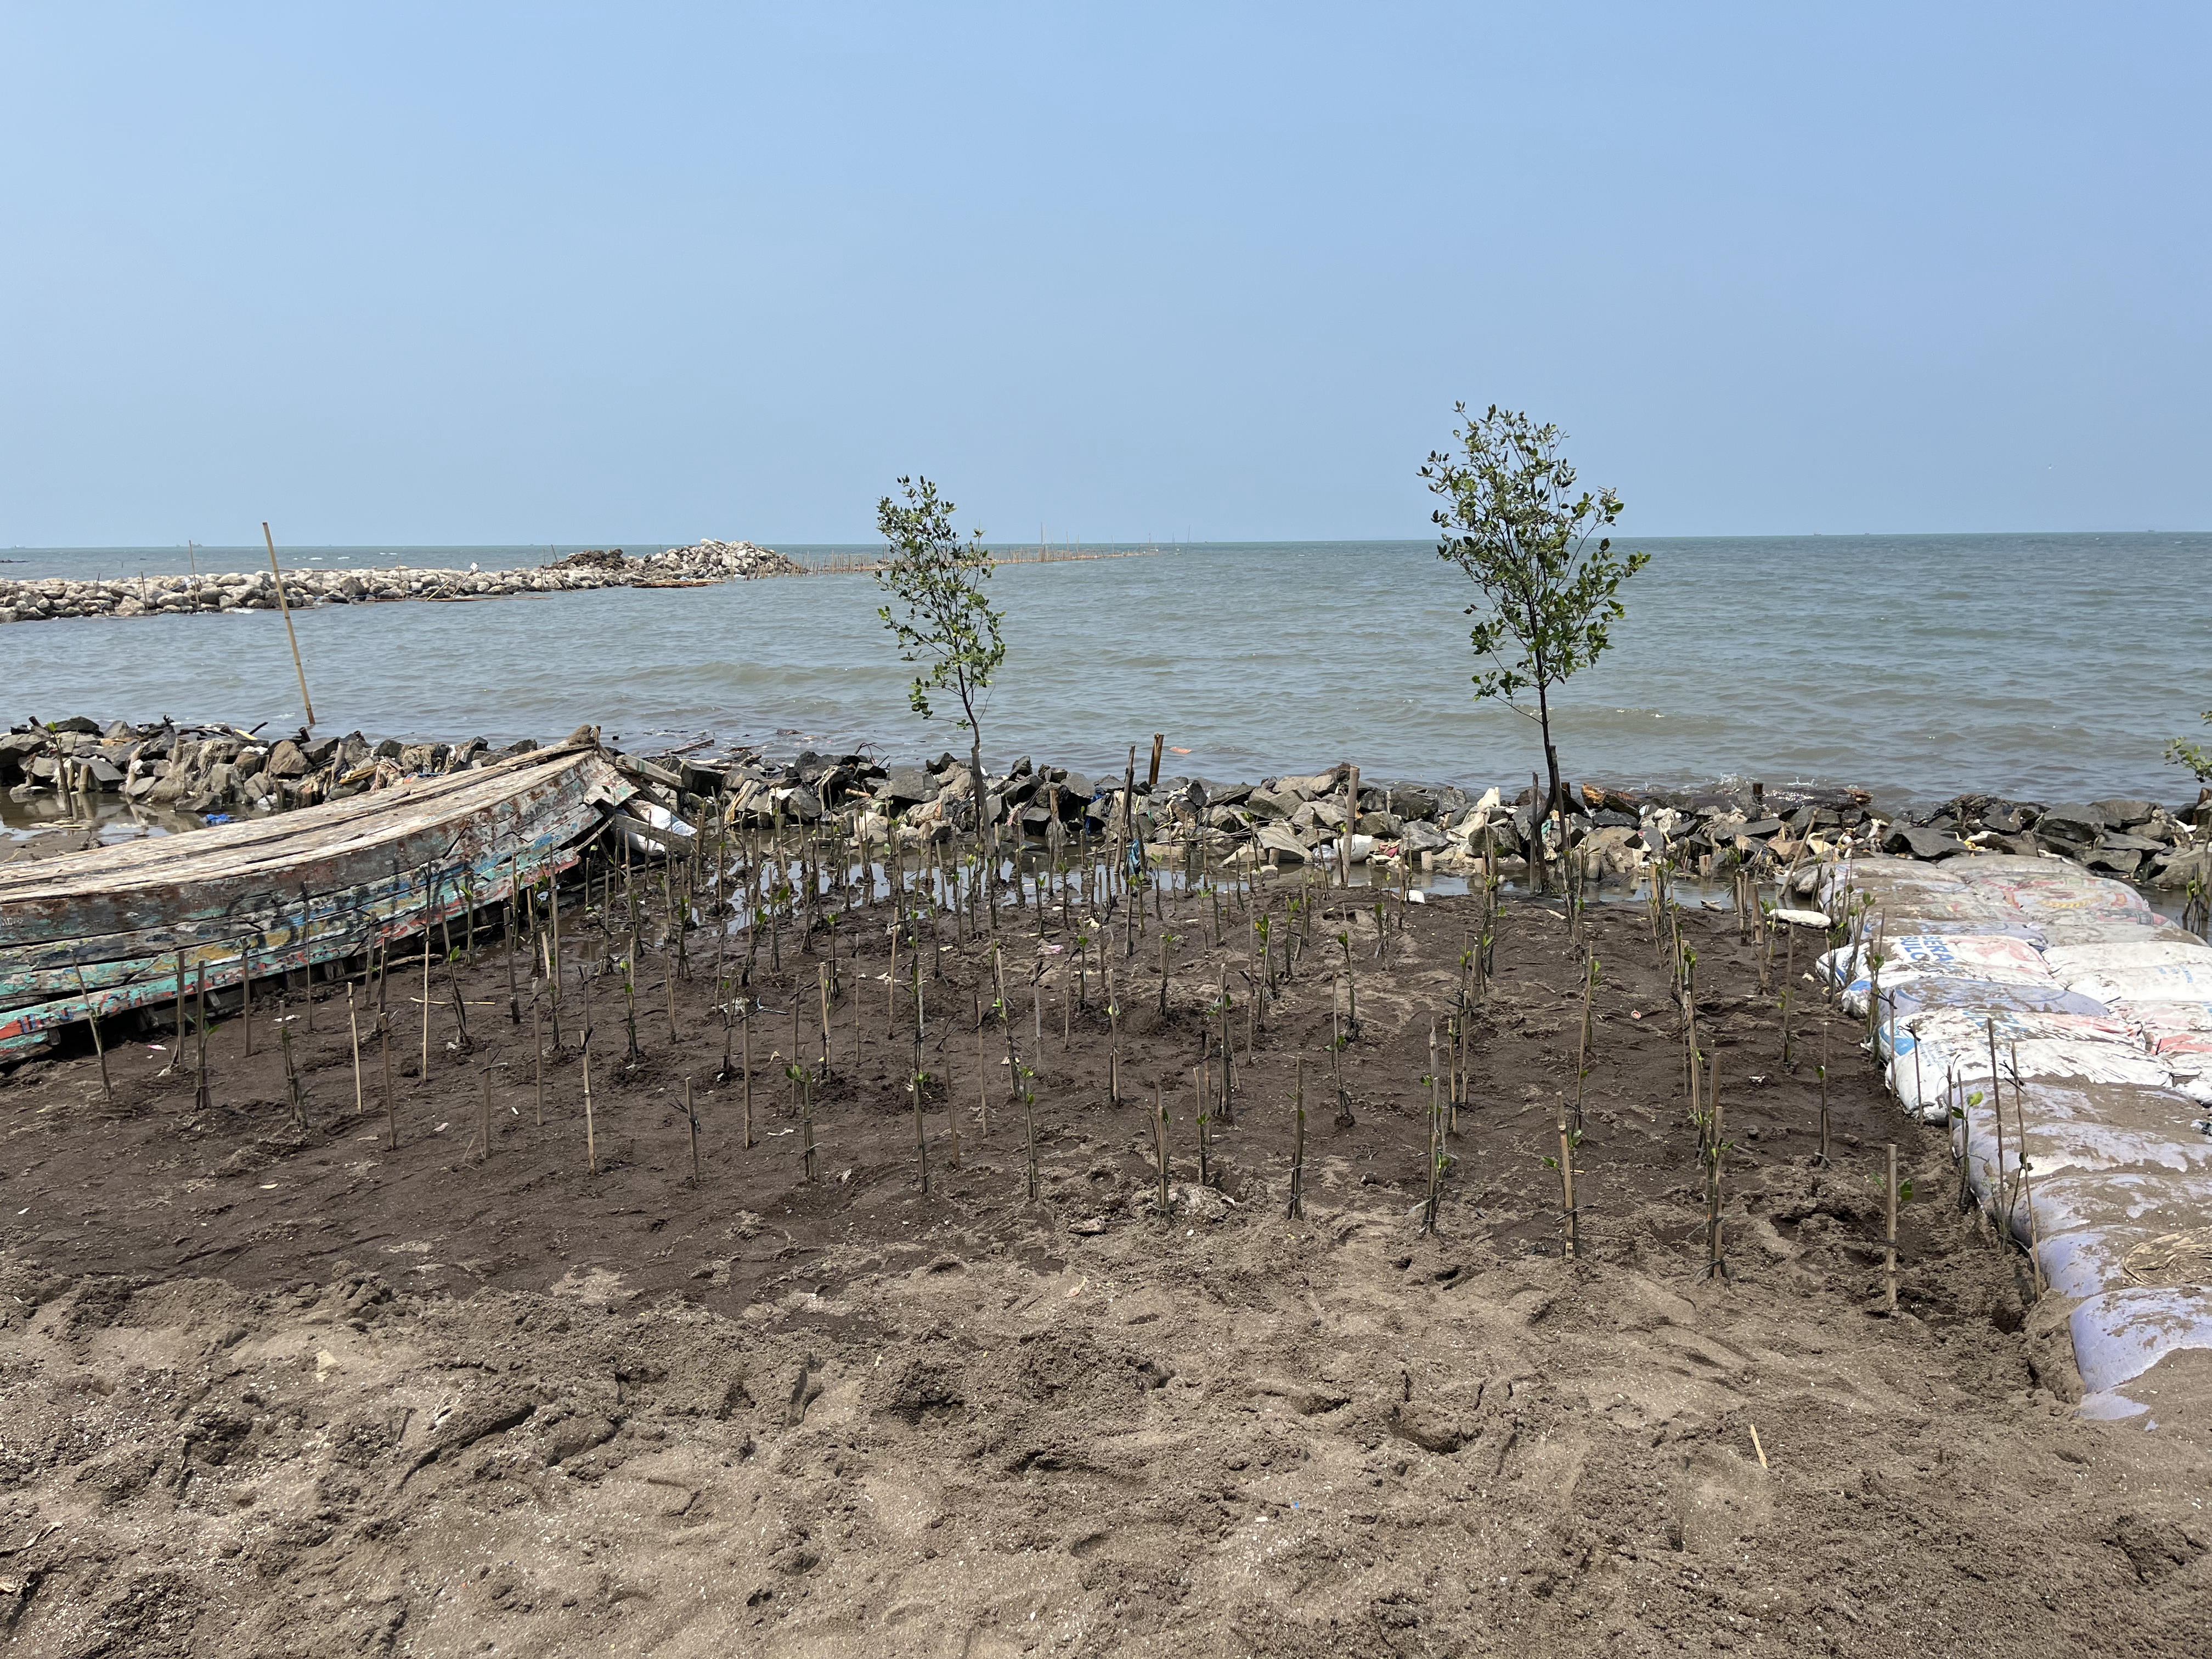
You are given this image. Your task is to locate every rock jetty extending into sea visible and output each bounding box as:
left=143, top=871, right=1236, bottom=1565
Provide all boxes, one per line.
left=0, top=541, right=799, bottom=625
left=6, top=716, right=2208, bottom=895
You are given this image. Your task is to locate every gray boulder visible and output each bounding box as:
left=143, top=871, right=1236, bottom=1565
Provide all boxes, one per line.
left=2084, top=846, right=2143, bottom=878
left=882, top=767, right=939, bottom=806
left=1398, top=819, right=1448, bottom=854
left=1881, top=824, right=1969, bottom=860
left=2091, top=798, right=2156, bottom=828
left=2036, top=803, right=2105, bottom=844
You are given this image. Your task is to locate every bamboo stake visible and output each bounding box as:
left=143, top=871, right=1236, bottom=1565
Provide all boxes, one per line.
left=73, top=969, right=111, bottom=1103
left=1556, top=1103, right=1578, bottom=1259
left=686, top=1076, right=701, bottom=1184
left=572, top=1029, right=602, bottom=1178
left=2012, top=1042, right=2044, bottom=1296
left=1884, top=1142, right=1899, bottom=1313
left=380, top=1014, right=395, bottom=1149
left=261, top=522, right=315, bottom=727
left=1289, top=1056, right=1306, bottom=1220
left=347, top=986, right=365, bottom=1122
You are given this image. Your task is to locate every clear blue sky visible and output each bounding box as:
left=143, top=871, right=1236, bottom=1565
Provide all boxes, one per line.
left=4, top=4, right=2205, bottom=546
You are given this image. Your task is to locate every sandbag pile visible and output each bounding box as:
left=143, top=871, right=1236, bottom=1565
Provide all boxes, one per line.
left=1815, top=853, right=2212, bottom=1425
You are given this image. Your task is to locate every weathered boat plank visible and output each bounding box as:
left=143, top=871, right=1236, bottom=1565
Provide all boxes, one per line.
left=0, top=740, right=634, bottom=1055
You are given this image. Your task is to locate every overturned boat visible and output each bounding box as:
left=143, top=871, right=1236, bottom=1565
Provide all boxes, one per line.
left=0, top=734, right=639, bottom=1058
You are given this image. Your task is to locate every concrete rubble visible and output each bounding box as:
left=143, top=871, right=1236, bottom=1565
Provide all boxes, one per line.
left=0, top=541, right=799, bottom=626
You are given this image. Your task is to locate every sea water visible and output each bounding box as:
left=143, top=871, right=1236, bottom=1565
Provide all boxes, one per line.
left=3, top=534, right=2207, bottom=810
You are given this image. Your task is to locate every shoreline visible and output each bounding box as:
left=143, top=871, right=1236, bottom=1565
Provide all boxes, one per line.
left=6, top=714, right=2208, bottom=896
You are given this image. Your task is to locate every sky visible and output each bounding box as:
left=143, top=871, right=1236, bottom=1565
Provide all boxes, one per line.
left=3, top=4, right=2206, bottom=546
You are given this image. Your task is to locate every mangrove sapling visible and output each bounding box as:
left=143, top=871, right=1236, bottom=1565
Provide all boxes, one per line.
left=1154, top=1085, right=1171, bottom=1212
left=1019, top=1060, right=1040, bottom=1200
left=505, top=895, right=521, bottom=1024
left=792, top=1063, right=818, bottom=1180
left=1702, top=1059, right=1729, bottom=1282
left=380, top=1013, right=396, bottom=1149
left=741, top=1003, right=755, bottom=1148
left=278, top=1005, right=305, bottom=1129
left=1215, top=972, right=1235, bottom=1125
left=1884, top=1144, right=1902, bottom=1313
left=1288, top=1057, right=1307, bottom=1220
left=876, top=476, right=1006, bottom=925
left=1195, top=1065, right=1212, bottom=1189
left=1158, top=930, right=1173, bottom=1015
left=1336, top=930, right=1358, bottom=1036
left=582, top=1033, right=598, bottom=1175
left=2010, top=1045, right=2045, bottom=1295
left=1573, top=953, right=1599, bottom=1131
left=1545, top=1104, right=1582, bottom=1259
left=478, top=1064, right=494, bottom=1162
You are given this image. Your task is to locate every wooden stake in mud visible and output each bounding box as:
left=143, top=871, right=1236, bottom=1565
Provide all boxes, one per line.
left=1816, top=1014, right=1831, bottom=1166
left=532, top=992, right=545, bottom=1125
left=1154, top=1084, right=1170, bottom=1212
left=685, top=1076, right=701, bottom=1184
left=1194, top=1065, right=1211, bottom=1189
left=380, top=1014, right=395, bottom=1149
left=240, top=943, right=254, bottom=1056
left=479, top=1064, right=493, bottom=1162
left=741, top=1003, right=755, bottom=1149
left=421, top=901, right=435, bottom=1081
left=278, top=1004, right=306, bottom=1129
left=172, top=950, right=187, bottom=1075
left=1884, top=1142, right=1900, bottom=1312
left=73, top=969, right=112, bottom=1103
left=262, top=521, right=315, bottom=727
left=583, top=1035, right=598, bottom=1175
left=1555, top=1103, right=1578, bottom=1259
left=2011, top=1042, right=2044, bottom=1296
left=347, top=986, right=365, bottom=1122
left=1288, top=1056, right=1306, bottom=1220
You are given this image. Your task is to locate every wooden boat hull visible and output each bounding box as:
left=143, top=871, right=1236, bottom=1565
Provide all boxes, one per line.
left=0, top=740, right=634, bottom=1057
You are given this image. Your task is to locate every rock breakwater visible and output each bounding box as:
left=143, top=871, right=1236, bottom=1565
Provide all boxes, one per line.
left=7, top=715, right=2208, bottom=895
left=0, top=540, right=797, bottom=626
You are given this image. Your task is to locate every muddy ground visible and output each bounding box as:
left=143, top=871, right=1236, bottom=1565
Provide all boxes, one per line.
left=1, top=871, right=2207, bottom=1656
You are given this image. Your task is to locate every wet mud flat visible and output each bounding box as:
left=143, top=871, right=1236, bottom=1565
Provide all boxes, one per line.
left=0, top=891, right=2206, bottom=1656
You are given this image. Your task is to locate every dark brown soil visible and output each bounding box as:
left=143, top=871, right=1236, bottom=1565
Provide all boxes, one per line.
left=1, top=877, right=2206, bottom=1656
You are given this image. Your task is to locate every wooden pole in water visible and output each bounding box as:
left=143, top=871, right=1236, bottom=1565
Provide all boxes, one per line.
left=261, top=522, right=315, bottom=727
